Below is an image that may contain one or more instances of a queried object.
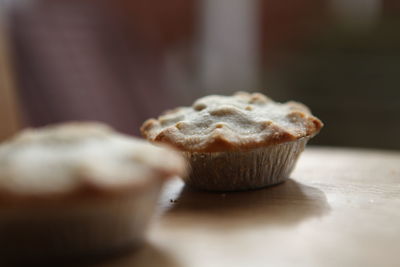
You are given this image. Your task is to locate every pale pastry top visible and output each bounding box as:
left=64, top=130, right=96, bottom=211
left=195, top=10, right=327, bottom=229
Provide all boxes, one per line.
left=141, top=92, right=323, bottom=152
left=0, top=122, right=186, bottom=198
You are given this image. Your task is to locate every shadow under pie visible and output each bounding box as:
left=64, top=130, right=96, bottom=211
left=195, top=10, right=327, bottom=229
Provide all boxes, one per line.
left=0, top=242, right=181, bottom=267
left=162, top=179, right=330, bottom=228
left=94, top=242, right=181, bottom=267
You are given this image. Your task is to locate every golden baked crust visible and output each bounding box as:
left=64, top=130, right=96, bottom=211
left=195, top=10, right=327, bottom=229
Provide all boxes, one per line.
left=141, top=92, right=323, bottom=152
left=0, top=122, right=186, bottom=201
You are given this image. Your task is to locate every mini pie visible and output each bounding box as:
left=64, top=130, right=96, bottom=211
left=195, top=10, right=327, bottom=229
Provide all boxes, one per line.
left=0, top=122, right=186, bottom=264
left=141, top=91, right=323, bottom=191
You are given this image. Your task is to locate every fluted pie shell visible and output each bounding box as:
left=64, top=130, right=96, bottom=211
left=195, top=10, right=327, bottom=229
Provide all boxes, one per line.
left=141, top=92, right=323, bottom=191
left=0, top=122, right=186, bottom=264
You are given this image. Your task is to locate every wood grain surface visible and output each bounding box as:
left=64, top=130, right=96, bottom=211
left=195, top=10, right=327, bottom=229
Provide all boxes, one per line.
left=99, top=146, right=400, bottom=267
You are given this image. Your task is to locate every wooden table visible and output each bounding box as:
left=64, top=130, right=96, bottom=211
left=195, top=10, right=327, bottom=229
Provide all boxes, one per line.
left=100, top=147, right=400, bottom=267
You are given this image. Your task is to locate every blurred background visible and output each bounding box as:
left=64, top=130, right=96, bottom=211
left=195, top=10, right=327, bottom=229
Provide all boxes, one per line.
left=0, top=0, right=399, bottom=149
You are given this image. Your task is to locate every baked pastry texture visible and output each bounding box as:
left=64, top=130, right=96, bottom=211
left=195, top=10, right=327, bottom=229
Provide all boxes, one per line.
left=141, top=91, right=323, bottom=191
left=0, top=122, right=186, bottom=264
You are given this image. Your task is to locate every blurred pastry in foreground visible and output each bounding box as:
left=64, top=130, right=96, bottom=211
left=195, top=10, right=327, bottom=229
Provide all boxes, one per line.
left=0, top=122, right=186, bottom=264
left=141, top=91, right=323, bottom=191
